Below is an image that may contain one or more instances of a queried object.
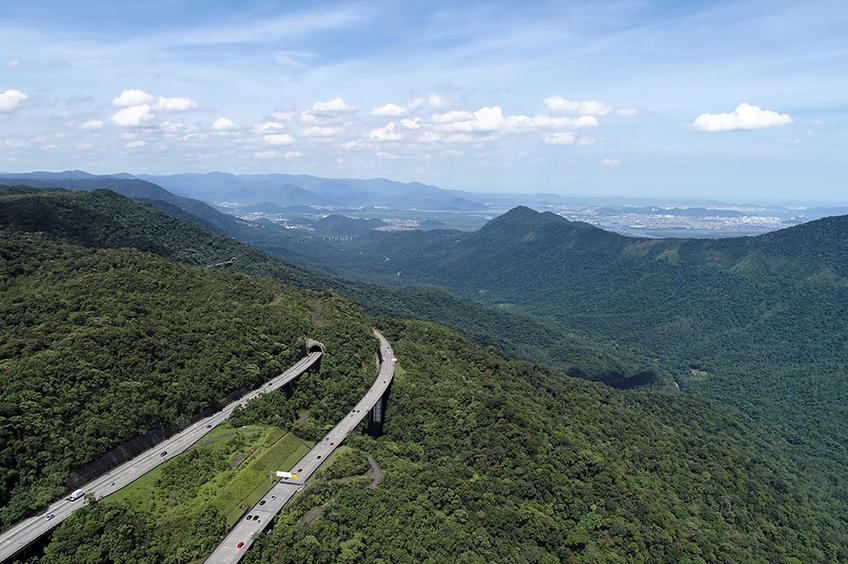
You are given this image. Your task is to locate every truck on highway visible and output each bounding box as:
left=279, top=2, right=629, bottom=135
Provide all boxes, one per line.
left=68, top=489, right=85, bottom=501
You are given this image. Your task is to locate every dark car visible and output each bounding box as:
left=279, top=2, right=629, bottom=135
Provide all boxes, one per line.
left=160, top=451, right=167, bottom=457
left=259, top=500, right=266, bottom=506
left=237, top=541, right=245, bottom=549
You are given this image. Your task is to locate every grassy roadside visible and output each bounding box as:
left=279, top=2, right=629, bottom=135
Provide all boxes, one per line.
left=104, top=425, right=312, bottom=528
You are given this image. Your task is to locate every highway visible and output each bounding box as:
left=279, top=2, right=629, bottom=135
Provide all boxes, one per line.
left=204, top=329, right=395, bottom=564
left=0, top=344, right=323, bottom=563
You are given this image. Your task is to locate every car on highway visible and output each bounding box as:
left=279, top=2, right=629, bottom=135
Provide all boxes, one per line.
left=45, top=513, right=55, bottom=521
left=259, top=500, right=266, bottom=506
left=237, top=541, right=245, bottom=549
left=160, top=451, right=167, bottom=457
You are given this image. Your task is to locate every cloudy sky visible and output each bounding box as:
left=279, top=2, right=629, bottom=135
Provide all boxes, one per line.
left=1, top=0, right=846, bottom=201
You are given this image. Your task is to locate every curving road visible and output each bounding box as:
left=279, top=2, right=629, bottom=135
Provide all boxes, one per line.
left=0, top=344, right=323, bottom=564
left=204, top=329, right=395, bottom=564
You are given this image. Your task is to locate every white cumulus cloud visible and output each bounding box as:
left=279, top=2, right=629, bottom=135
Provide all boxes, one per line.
left=211, top=117, right=239, bottom=131
left=400, top=118, right=421, bottom=130
left=125, top=139, right=146, bottom=149
left=368, top=122, right=403, bottom=141
left=155, top=96, right=198, bottom=111
left=159, top=121, right=185, bottom=134
left=691, top=102, right=792, bottom=132
left=435, top=106, right=505, bottom=132
left=264, top=133, right=296, bottom=145
left=111, top=105, right=153, bottom=127
left=112, top=89, right=155, bottom=107
left=544, top=97, right=612, bottom=116
left=340, top=139, right=367, bottom=151
left=255, top=150, right=303, bottom=159
left=253, top=121, right=286, bottom=134
left=371, top=103, right=407, bottom=117
left=602, top=158, right=622, bottom=168
left=505, top=114, right=598, bottom=133
left=410, top=94, right=448, bottom=109
left=432, top=110, right=474, bottom=124
left=312, top=97, right=353, bottom=113
left=0, top=89, right=27, bottom=112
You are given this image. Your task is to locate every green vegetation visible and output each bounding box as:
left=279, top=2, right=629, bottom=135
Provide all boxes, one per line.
left=0, top=227, right=376, bottom=527
left=0, top=186, right=662, bottom=387
left=248, top=320, right=847, bottom=563
left=254, top=206, right=848, bottom=484
left=3, top=185, right=847, bottom=561
left=211, top=429, right=310, bottom=527
left=106, top=425, right=308, bottom=530
left=0, top=186, right=321, bottom=288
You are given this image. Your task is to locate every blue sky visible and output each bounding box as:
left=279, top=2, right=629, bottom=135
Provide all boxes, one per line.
left=1, top=0, right=846, bottom=202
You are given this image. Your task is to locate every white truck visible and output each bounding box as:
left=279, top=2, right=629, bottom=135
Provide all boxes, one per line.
left=68, top=489, right=85, bottom=501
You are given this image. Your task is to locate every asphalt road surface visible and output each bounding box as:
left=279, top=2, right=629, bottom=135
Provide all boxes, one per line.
left=204, top=329, right=395, bottom=564
left=0, top=346, right=323, bottom=563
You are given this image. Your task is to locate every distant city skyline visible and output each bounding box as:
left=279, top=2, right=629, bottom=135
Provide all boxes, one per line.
left=1, top=0, right=846, bottom=201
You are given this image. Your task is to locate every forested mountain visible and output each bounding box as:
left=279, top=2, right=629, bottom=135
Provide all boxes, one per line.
left=0, top=172, right=240, bottom=234
left=245, top=320, right=847, bottom=563
left=252, top=206, right=848, bottom=482
left=0, top=187, right=666, bottom=388
left=0, top=228, right=378, bottom=528
left=0, top=186, right=318, bottom=288
left=1, top=193, right=846, bottom=561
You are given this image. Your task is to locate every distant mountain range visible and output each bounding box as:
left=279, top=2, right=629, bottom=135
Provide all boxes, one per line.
left=132, top=172, right=490, bottom=211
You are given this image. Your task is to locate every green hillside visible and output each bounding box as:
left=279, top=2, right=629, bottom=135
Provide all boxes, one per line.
left=0, top=186, right=320, bottom=288
left=266, top=206, right=848, bottom=477
left=0, top=229, right=376, bottom=527
left=0, top=187, right=665, bottom=388
left=248, top=320, right=846, bottom=563
left=2, top=192, right=846, bottom=561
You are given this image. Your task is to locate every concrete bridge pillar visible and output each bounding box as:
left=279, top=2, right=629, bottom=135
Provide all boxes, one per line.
left=366, top=349, right=392, bottom=437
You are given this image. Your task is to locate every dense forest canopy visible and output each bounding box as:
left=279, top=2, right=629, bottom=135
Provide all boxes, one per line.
left=2, top=184, right=846, bottom=561
left=41, top=321, right=848, bottom=563
left=0, top=187, right=663, bottom=388
left=0, top=229, right=376, bottom=527
left=242, top=205, right=848, bottom=480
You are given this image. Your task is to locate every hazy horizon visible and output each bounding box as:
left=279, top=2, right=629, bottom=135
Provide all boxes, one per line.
left=3, top=168, right=848, bottom=208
